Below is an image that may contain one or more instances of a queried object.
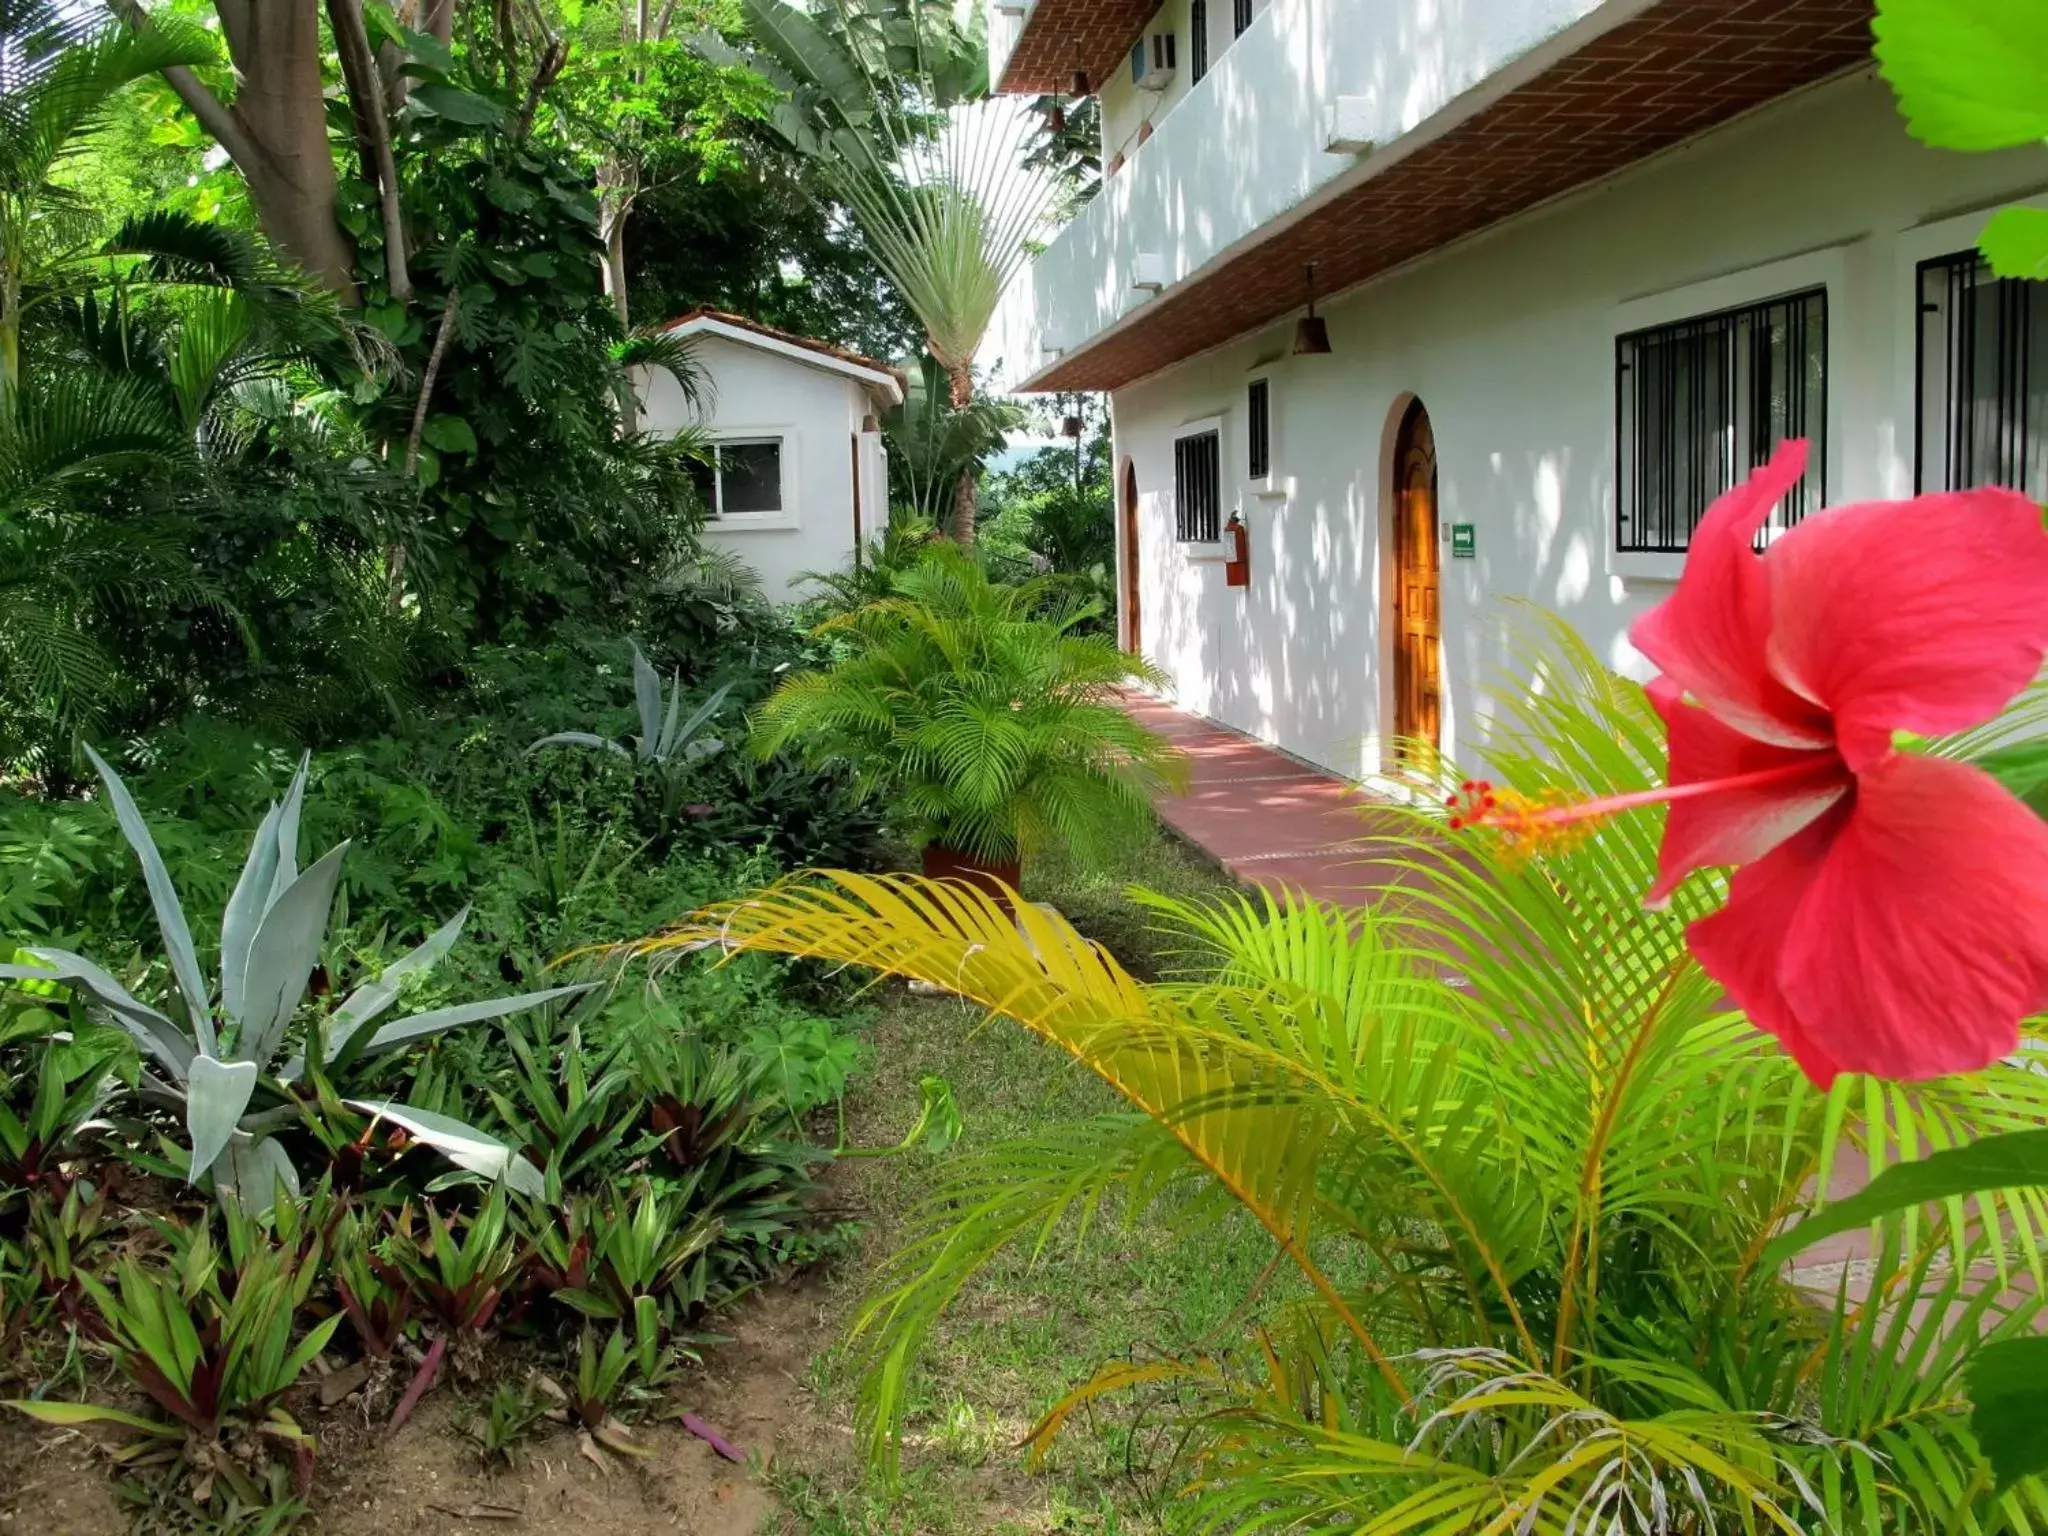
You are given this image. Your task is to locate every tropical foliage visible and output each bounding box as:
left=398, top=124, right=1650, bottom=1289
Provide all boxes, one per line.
left=754, top=544, right=1182, bottom=867
left=658, top=617, right=2048, bottom=1530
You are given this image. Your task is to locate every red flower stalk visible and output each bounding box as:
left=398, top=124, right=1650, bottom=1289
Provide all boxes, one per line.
left=1460, top=440, right=2048, bottom=1085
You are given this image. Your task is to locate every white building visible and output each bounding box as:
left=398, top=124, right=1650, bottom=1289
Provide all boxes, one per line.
left=985, top=0, right=2048, bottom=778
left=642, top=309, right=901, bottom=603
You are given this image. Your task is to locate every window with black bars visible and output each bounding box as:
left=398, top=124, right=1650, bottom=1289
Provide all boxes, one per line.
left=1234, top=0, right=1252, bottom=35
left=1917, top=250, right=2048, bottom=499
left=1191, top=0, right=1209, bottom=82
left=1175, top=429, right=1222, bottom=542
left=1615, top=288, right=1827, bottom=554
left=1247, top=379, right=1271, bottom=480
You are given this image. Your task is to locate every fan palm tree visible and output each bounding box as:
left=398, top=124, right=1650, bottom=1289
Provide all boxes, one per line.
left=751, top=542, right=1183, bottom=882
left=643, top=613, right=2048, bottom=1531
left=722, top=0, right=1061, bottom=540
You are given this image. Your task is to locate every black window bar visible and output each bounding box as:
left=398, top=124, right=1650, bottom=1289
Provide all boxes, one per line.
left=1234, top=0, right=1252, bottom=36
left=1918, top=249, right=2048, bottom=500
left=1247, top=379, right=1271, bottom=481
left=1614, top=287, right=1827, bottom=555
left=1175, top=430, right=1222, bottom=542
left=1191, top=0, right=1209, bottom=82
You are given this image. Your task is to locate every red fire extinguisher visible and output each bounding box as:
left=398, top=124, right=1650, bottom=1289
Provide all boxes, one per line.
left=1224, top=512, right=1250, bottom=588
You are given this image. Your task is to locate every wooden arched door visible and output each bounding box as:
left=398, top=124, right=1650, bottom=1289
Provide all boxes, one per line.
left=1120, top=460, right=1141, bottom=656
left=1393, top=400, right=1441, bottom=749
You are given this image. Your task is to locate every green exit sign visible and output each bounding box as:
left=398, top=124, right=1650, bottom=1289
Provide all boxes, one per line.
left=1450, top=523, right=1476, bottom=559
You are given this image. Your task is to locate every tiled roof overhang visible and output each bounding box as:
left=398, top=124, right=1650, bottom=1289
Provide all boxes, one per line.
left=994, top=0, right=1157, bottom=96
left=1026, top=0, right=1876, bottom=393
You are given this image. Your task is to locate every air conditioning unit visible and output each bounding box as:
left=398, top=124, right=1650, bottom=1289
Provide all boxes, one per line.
left=1131, top=31, right=1177, bottom=91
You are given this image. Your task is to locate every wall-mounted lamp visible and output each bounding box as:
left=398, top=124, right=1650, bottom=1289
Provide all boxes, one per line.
left=861, top=412, right=881, bottom=434
left=1292, top=263, right=1331, bottom=355
left=1069, top=40, right=1090, bottom=98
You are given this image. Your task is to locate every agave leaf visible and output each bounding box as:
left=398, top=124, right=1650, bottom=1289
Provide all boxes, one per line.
left=2, top=950, right=193, bottom=1077
left=314, top=905, right=472, bottom=1068
left=218, top=798, right=285, bottom=1029
left=185, top=1055, right=259, bottom=1182
left=238, top=843, right=349, bottom=1070
left=343, top=983, right=595, bottom=1064
left=216, top=1135, right=301, bottom=1217
left=82, top=745, right=213, bottom=1054
left=631, top=642, right=663, bottom=756
left=682, top=736, right=724, bottom=764
left=670, top=682, right=733, bottom=761
left=656, top=671, right=684, bottom=759
left=273, top=753, right=309, bottom=892
left=527, top=731, right=632, bottom=758
left=345, top=1098, right=545, bottom=1196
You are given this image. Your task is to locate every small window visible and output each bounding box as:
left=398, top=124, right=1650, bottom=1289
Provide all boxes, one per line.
left=1175, top=428, right=1222, bottom=542
left=1247, top=379, right=1271, bottom=481
left=1615, top=288, right=1826, bottom=554
left=1234, top=0, right=1252, bottom=36
left=1917, top=249, right=2048, bottom=499
left=693, top=438, right=784, bottom=518
left=1190, top=0, right=1209, bottom=82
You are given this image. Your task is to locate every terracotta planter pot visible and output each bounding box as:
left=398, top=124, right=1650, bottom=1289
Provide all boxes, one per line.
left=920, top=843, right=1021, bottom=910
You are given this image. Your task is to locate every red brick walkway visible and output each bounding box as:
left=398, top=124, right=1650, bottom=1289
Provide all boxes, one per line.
left=1126, top=695, right=1422, bottom=907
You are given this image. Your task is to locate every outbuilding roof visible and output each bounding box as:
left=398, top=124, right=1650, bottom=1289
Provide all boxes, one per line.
left=660, top=307, right=907, bottom=404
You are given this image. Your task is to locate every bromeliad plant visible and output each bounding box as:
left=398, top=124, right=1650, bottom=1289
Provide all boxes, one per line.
left=0, top=750, right=589, bottom=1211
left=644, top=598, right=2048, bottom=1530
left=753, top=543, right=1184, bottom=885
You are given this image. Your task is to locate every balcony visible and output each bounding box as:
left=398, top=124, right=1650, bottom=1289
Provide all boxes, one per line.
left=990, top=0, right=1874, bottom=393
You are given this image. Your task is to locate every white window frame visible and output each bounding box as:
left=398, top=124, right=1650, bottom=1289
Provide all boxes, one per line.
left=1606, top=247, right=1846, bottom=583
left=697, top=428, right=799, bottom=531
left=1173, top=415, right=1229, bottom=558
left=1892, top=193, right=2048, bottom=502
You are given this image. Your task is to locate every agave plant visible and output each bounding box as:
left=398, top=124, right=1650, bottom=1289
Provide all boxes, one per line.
left=0, top=749, right=588, bottom=1211
left=645, top=615, right=2048, bottom=1529
left=529, top=641, right=732, bottom=769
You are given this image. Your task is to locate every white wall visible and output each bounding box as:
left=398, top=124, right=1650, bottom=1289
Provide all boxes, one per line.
left=991, top=0, right=1623, bottom=385
left=1111, top=71, right=2048, bottom=778
left=639, top=334, right=884, bottom=604
left=1100, top=0, right=1269, bottom=170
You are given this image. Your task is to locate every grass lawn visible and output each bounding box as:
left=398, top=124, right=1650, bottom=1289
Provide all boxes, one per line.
left=768, top=822, right=1284, bottom=1535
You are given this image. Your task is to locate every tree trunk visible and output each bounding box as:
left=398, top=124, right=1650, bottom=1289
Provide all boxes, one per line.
left=212, top=1, right=359, bottom=304
left=327, top=0, right=411, bottom=301
left=947, top=358, right=976, bottom=543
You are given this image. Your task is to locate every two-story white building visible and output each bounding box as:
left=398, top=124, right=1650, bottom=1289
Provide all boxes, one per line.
left=985, top=0, right=2048, bottom=778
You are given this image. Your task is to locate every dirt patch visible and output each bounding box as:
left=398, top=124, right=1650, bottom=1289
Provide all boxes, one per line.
left=0, top=1282, right=836, bottom=1536
left=318, top=1284, right=832, bottom=1536
left=0, top=1412, right=125, bottom=1536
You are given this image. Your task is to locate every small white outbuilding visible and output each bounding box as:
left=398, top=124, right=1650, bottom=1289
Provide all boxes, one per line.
left=639, top=308, right=903, bottom=604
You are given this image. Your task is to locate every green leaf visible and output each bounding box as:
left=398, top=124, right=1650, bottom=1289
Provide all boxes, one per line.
left=1973, top=737, right=2048, bottom=813
left=1967, top=1336, right=2048, bottom=1485
left=184, top=1055, right=259, bottom=1183
left=82, top=745, right=213, bottom=1054
left=421, top=415, right=478, bottom=454
left=409, top=82, right=505, bottom=126
left=239, top=843, right=349, bottom=1071
left=6, top=1399, right=179, bottom=1436
left=1982, top=206, right=2048, bottom=281
left=1761, top=1128, right=2048, bottom=1270
left=346, top=983, right=594, bottom=1063
left=1873, top=0, right=2048, bottom=151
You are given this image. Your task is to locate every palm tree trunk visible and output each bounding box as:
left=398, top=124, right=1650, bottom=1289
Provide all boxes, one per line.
left=948, top=358, right=976, bottom=543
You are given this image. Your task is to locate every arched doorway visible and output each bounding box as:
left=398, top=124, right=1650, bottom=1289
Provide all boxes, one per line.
left=1392, top=399, right=1441, bottom=750
left=1120, top=460, right=1141, bottom=656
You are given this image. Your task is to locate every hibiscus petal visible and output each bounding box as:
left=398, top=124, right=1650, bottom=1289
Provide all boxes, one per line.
left=1686, top=812, right=1848, bottom=1087
left=1629, top=441, right=1834, bottom=750
left=1777, top=753, right=2048, bottom=1081
left=1647, top=680, right=1849, bottom=904
left=1764, top=486, right=2048, bottom=771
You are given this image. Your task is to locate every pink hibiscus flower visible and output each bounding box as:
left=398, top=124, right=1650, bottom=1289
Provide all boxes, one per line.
left=1459, top=440, right=2048, bottom=1086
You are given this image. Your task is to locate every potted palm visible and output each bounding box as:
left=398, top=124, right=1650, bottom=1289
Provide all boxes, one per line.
left=752, top=544, right=1184, bottom=899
